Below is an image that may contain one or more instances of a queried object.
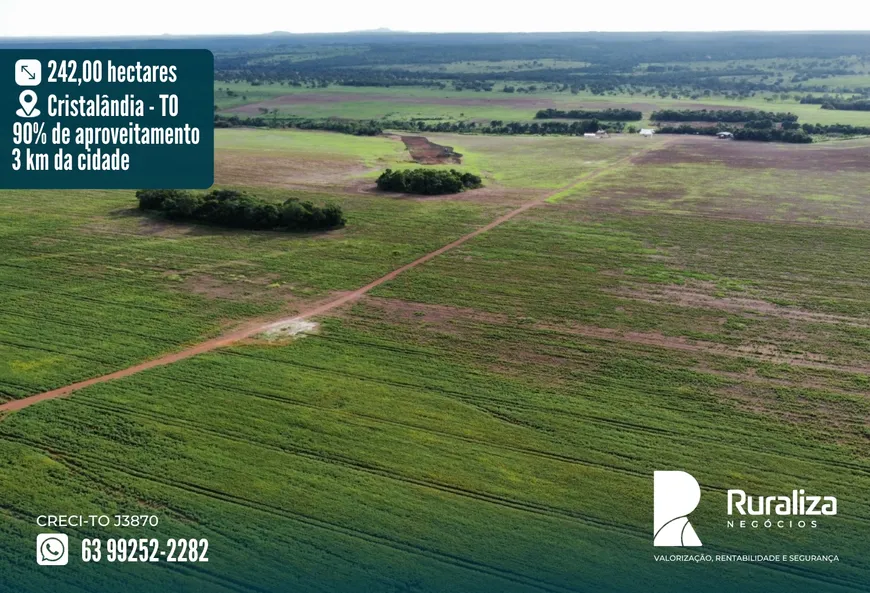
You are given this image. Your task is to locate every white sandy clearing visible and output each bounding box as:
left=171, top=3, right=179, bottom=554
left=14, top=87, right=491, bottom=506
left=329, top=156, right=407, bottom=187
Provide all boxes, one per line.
left=258, top=319, right=320, bottom=341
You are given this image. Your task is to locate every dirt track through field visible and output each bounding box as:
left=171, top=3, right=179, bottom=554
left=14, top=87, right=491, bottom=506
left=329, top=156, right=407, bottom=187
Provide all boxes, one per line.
left=0, top=146, right=652, bottom=413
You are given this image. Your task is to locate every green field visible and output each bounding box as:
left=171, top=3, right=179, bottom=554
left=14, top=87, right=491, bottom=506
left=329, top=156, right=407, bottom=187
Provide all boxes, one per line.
left=0, top=130, right=506, bottom=396
left=214, top=126, right=407, bottom=161
left=215, top=83, right=870, bottom=128
left=1, top=124, right=869, bottom=593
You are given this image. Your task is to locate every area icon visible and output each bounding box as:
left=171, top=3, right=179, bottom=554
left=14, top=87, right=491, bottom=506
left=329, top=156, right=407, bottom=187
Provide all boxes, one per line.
left=15, top=59, right=42, bottom=86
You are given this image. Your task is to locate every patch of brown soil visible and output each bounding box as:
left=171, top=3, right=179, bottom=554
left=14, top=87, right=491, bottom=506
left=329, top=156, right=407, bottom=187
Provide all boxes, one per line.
left=181, top=274, right=289, bottom=302
left=718, top=383, right=869, bottom=445
left=215, top=150, right=367, bottom=189
left=700, top=365, right=859, bottom=396
left=399, top=135, right=462, bottom=165
left=357, top=297, right=870, bottom=375
left=635, top=135, right=870, bottom=172
left=356, top=297, right=508, bottom=327
left=351, top=298, right=574, bottom=375
left=133, top=218, right=183, bottom=236
left=416, top=186, right=532, bottom=206
left=620, top=286, right=870, bottom=328
left=548, top=324, right=870, bottom=374
left=80, top=211, right=234, bottom=239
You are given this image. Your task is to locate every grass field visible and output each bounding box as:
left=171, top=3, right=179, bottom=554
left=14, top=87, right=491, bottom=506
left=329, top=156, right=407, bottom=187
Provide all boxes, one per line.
left=1, top=128, right=868, bottom=592
left=0, top=129, right=509, bottom=398
left=215, top=83, right=870, bottom=127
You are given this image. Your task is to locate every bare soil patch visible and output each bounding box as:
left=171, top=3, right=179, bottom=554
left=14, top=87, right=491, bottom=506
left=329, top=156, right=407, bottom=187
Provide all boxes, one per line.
left=181, top=273, right=295, bottom=302
left=700, top=365, right=866, bottom=397
left=258, top=319, right=320, bottom=341
left=399, top=135, right=462, bottom=164
left=356, top=296, right=870, bottom=374
left=620, top=285, right=870, bottom=328
left=718, top=382, right=869, bottom=446
left=636, top=136, right=870, bottom=171
left=215, top=150, right=367, bottom=189
left=356, top=297, right=508, bottom=327
left=82, top=211, right=248, bottom=239
left=548, top=324, right=870, bottom=374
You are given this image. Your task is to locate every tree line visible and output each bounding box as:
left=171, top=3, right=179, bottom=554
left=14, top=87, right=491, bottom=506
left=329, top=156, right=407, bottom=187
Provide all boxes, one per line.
left=136, top=189, right=346, bottom=231
left=215, top=114, right=622, bottom=136
left=406, top=119, right=611, bottom=135
left=376, top=169, right=483, bottom=195
left=215, top=114, right=382, bottom=136
left=799, top=122, right=870, bottom=135
left=534, top=108, right=642, bottom=121
left=655, top=124, right=812, bottom=143
left=799, top=95, right=870, bottom=110
left=822, top=99, right=870, bottom=111
left=650, top=109, right=798, bottom=123
left=732, top=128, right=813, bottom=143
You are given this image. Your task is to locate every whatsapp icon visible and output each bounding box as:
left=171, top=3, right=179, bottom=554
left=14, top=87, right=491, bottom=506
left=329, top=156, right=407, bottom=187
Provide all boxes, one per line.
left=36, top=533, right=69, bottom=566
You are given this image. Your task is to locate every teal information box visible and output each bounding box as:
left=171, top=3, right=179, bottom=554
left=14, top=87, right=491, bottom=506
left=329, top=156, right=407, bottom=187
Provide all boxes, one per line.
left=0, top=49, right=213, bottom=189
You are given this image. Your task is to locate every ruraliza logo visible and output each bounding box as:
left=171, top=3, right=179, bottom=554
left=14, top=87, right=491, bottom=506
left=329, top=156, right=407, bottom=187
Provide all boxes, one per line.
left=654, top=471, right=702, bottom=547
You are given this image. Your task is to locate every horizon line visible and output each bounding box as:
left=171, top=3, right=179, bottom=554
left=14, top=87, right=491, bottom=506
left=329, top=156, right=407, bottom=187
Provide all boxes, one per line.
left=3, top=29, right=870, bottom=41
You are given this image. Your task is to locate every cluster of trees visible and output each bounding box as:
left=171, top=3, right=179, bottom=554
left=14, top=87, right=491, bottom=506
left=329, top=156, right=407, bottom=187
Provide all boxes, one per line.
left=744, top=119, right=775, bottom=129
left=376, top=169, right=483, bottom=195
left=800, top=94, right=844, bottom=104
left=136, top=189, right=345, bottom=231
left=732, top=128, right=813, bottom=143
left=799, top=95, right=870, bottom=110
left=534, top=108, right=642, bottom=120
left=451, top=80, right=494, bottom=91
left=650, top=109, right=798, bottom=122
left=656, top=124, right=722, bottom=136
left=821, top=99, right=870, bottom=111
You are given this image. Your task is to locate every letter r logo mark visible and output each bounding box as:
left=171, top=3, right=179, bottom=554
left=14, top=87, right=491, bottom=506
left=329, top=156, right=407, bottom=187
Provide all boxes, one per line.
left=654, top=471, right=702, bottom=547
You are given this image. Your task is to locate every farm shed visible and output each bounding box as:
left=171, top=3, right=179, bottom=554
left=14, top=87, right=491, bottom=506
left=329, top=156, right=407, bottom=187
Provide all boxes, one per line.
left=639, top=129, right=655, bottom=136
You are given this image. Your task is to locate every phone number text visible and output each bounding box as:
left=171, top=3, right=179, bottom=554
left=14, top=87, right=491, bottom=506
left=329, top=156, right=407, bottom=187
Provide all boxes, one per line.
left=81, top=538, right=209, bottom=563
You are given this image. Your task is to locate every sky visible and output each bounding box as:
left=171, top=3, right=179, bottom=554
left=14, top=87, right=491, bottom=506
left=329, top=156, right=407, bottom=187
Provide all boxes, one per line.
left=0, top=0, right=868, bottom=37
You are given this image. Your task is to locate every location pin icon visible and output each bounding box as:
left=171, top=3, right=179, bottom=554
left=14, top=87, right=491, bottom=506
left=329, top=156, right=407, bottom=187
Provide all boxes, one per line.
left=17, top=90, right=40, bottom=118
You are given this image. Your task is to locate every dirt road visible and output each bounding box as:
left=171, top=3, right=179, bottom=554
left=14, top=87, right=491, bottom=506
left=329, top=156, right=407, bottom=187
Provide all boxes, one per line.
left=0, top=147, right=651, bottom=413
